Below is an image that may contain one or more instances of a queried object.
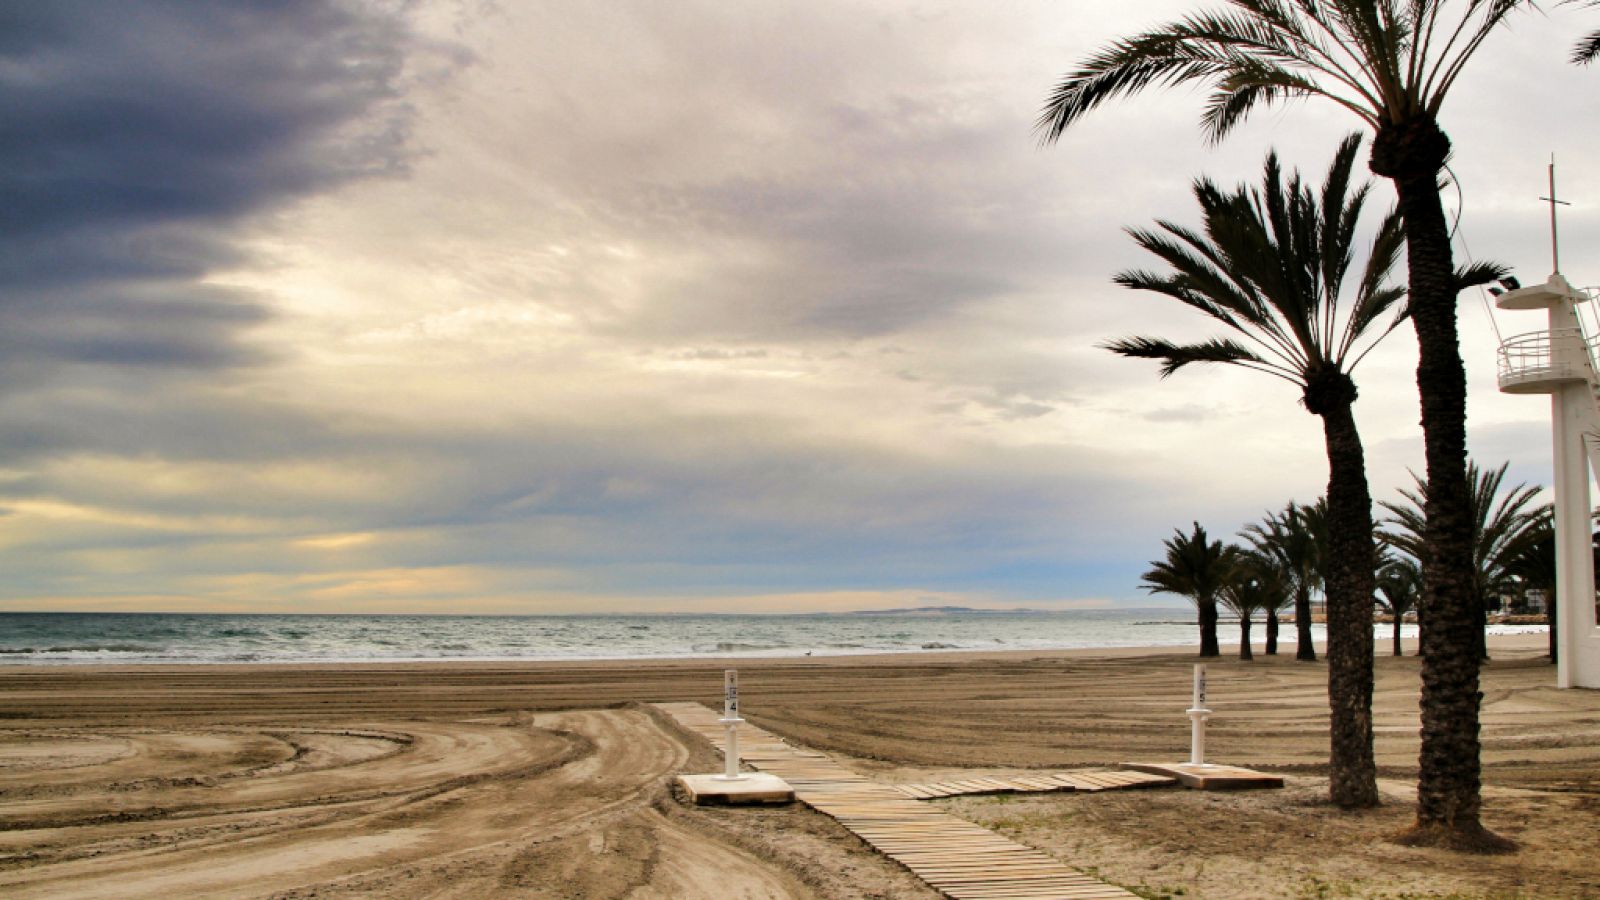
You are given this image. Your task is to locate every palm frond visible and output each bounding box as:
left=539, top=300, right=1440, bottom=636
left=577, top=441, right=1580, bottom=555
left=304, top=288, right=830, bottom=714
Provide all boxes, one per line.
left=1036, top=7, right=1384, bottom=143
left=1121, top=218, right=1267, bottom=323
left=1328, top=0, right=1406, bottom=99
left=1454, top=259, right=1509, bottom=292
left=1573, top=29, right=1600, bottom=63
left=1319, top=134, right=1365, bottom=301
left=1201, top=64, right=1321, bottom=138
left=1341, top=209, right=1408, bottom=364
left=1380, top=459, right=1550, bottom=598
left=1116, top=211, right=1316, bottom=372
left=1103, top=335, right=1294, bottom=380
left=1037, top=46, right=1227, bottom=143
left=1422, top=1, right=1536, bottom=113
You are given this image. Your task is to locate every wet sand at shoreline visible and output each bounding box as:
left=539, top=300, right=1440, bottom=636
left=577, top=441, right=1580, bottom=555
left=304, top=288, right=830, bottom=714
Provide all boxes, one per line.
left=1, top=633, right=1596, bottom=898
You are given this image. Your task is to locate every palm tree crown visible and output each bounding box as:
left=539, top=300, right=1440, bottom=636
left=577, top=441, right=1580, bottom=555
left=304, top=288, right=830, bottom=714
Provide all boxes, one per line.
left=1105, top=133, right=1406, bottom=413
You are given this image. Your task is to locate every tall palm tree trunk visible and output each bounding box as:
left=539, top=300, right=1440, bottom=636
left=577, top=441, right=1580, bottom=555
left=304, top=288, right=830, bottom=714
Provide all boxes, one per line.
left=1199, top=599, right=1220, bottom=657
left=1238, top=614, right=1253, bottom=660
left=1315, top=392, right=1378, bottom=809
left=1393, top=616, right=1404, bottom=657
left=1372, top=122, right=1508, bottom=848
left=1266, top=611, right=1279, bottom=655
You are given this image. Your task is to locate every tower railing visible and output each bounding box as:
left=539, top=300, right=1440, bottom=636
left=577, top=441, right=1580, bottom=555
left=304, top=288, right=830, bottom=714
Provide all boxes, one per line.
left=1496, top=327, right=1597, bottom=391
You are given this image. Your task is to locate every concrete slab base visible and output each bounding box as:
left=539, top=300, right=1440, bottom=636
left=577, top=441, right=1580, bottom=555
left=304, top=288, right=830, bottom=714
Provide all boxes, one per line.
left=1122, top=762, right=1284, bottom=790
left=677, top=772, right=795, bottom=805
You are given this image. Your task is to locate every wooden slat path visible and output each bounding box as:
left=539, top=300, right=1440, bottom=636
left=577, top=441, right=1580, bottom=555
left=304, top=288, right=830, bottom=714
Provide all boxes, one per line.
left=656, top=702, right=1138, bottom=899
left=895, top=769, right=1173, bottom=799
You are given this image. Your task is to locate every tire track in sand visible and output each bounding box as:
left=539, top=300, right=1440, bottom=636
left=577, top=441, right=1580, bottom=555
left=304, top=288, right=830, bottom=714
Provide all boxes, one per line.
left=0, top=707, right=807, bottom=899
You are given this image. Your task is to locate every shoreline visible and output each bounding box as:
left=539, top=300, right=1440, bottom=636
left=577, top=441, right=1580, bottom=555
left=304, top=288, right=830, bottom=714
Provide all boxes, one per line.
left=0, top=622, right=1548, bottom=670
left=0, top=630, right=1550, bottom=676
left=0, top=638, right=1204, bottom=677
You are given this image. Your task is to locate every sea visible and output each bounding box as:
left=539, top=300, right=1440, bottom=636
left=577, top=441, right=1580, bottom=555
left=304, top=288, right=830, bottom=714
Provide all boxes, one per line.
left=0, top=610, right=1538, bottom=666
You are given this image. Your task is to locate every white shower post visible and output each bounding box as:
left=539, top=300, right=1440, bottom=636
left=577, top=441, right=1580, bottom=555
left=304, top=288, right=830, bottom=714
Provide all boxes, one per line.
left=1187, top=664, right=1212, bottom=766
left=717, top=669, right=746, bottom=781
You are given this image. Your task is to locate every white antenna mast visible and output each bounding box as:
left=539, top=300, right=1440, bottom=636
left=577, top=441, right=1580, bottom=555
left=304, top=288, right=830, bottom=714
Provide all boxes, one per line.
left=1542, top=154, right=1570, bottom=275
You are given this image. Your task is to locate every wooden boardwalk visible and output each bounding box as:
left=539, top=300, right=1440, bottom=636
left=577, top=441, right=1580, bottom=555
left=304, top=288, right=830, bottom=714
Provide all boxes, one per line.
left=894, top=769, right=1172, bottom=800
left=655, top=702, right=1140, bottom=899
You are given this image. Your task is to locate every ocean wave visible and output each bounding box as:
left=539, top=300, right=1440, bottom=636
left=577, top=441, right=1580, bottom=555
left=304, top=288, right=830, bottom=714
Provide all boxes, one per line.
left=691, top=642, right=783, bottom=653
left=0, top=644, right=155, bottom=654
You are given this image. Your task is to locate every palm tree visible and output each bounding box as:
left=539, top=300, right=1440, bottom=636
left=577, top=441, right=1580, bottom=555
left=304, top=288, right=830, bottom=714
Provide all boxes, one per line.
left=1264, top=574, right=1296, bottom=656
left=1141, top=522, right=1238, bottom=657
left=1376, top=552, right=1422, bottom=657
left=1246, top=502, right=1324, bottom=661
left=1105, top=135, right=1403, bottom=809
left=1038, top=0, right=1524, bottom=848
left=1381, top=463, right=1548, bottom=662
left=1223, top=550, right=1289, bottom=660
left=1504, top=517, right=1555, bottom=660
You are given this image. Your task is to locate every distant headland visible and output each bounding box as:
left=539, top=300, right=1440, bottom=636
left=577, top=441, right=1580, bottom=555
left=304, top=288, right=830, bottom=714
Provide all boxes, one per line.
left=835, top=606, right=1050, bottom=617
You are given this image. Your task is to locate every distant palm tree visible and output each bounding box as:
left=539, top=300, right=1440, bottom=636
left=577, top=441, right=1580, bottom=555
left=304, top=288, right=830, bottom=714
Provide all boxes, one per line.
left=1381, top=463, right=1548, bottom=661
left=1263, top=575, right=1296, bottom=656
left=1038, top=0, right=1531, bottom=848
left=1504, top=518, right=1555, bottom=660
left=1245, top=502, right=1324, bottom=662
left=1500, top=511, right=1600, bottom=666
left=1141, top=522, right=1238, bottom=657
left=1105, top=135, right=1404, bottom=809
left=1376, top=553, right=1423, bottom=657
left=1223, top=550, right=1289, bottom=660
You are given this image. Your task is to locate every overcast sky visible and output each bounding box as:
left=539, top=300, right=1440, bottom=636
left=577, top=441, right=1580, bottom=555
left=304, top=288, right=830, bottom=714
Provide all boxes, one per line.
left=4, top=1, right=1599, bottom=615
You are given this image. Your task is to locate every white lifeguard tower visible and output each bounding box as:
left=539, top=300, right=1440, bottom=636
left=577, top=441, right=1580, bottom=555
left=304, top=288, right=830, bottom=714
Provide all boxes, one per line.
left=1492, top=162, right=1600, bottom=689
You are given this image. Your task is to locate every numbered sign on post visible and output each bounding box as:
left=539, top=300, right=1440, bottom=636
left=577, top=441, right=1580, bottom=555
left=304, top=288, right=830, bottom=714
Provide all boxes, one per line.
left=1188, top=663, right=1211, bottom=766
left=725, top=669, right=739, bottom=717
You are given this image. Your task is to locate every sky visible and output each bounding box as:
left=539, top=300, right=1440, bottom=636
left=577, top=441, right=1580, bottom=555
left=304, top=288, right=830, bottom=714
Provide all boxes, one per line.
left=3, top=1, right=1600, bottom=615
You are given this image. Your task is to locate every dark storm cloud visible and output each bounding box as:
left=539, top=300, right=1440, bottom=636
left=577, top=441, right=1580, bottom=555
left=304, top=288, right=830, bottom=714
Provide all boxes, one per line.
left=0, top=0, right=420, bottom=373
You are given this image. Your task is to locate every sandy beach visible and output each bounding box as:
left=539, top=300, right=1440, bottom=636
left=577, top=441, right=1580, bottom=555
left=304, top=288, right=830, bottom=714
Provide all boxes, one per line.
left=1, top=633, right=1596, bottom=899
